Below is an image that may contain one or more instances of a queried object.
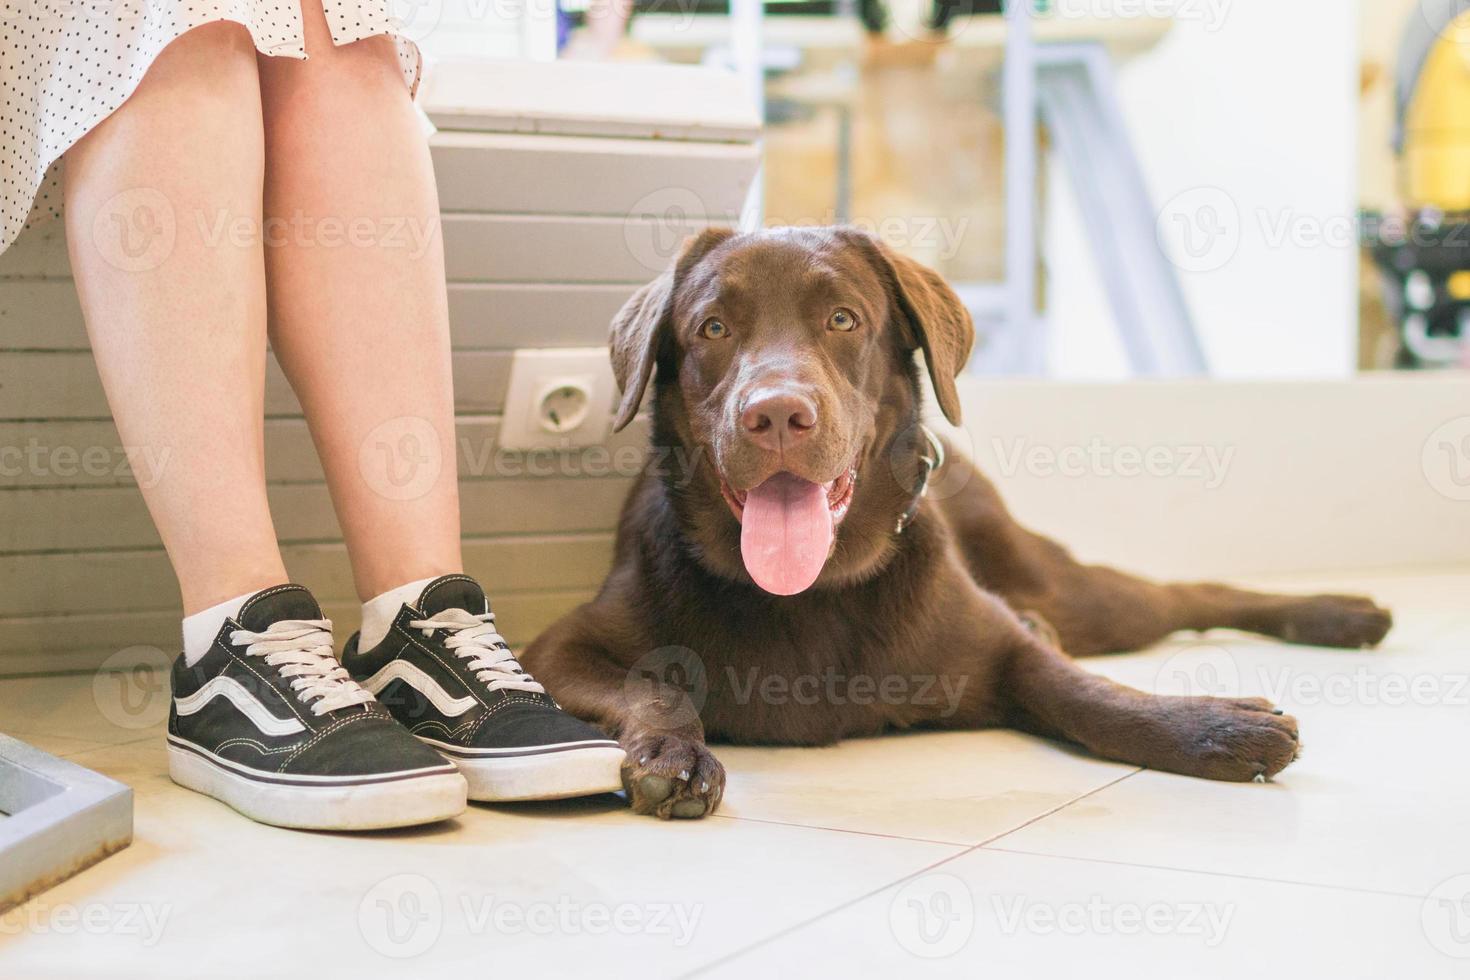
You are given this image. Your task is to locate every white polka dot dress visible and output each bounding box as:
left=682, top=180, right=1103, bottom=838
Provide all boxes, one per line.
left=0, top=0, right=421, bottom=256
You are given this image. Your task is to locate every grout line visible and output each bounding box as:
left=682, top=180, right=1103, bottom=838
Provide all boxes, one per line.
left=938, top=770, right=1142, bottom=858
left=0, top=730, right=104, bottom=749
left=1, top=473, right=636, bottom=493
left=681, top=768, right=1143, bottom=978
left=706, top=812, right=966, bottom=848
left=55, top=732, right=162, bottom=758
left=963, top=768, right=1144, bottom=852
left=1239, top=561, right=1470, bottom=584
left=2, top=730, right=160, bottom=757
left=981, top=846, right=1433, bottom=902
left=0, top=586, right=600, bottom=630
left=0, top=528, right=612, bottom=559
left=0, top=669, right=101, bottom=679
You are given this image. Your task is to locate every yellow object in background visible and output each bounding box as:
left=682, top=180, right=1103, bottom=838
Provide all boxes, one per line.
left=1402, top=11, right=1470, bottom=209
left=1447, top=270, right=1470, bottom=300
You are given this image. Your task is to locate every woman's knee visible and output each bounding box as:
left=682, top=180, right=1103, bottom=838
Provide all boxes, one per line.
left=99, top=21, right=260, bottom=124
left=66, top=20, right=261, bottom=169
left=289, top=0, right=405, bottom=82
left=149, top=21, right=259, bottom=80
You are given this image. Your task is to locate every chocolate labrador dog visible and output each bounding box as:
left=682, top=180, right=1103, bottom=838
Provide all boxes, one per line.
left=521, top=226, right=1393, bottom=819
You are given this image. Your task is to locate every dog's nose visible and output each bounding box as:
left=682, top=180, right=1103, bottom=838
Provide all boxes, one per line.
left=741, top=389, right=818, bottom=451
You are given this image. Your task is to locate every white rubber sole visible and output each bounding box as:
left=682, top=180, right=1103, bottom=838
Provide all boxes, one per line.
left=420, top=738, right=627, bottom=802
left=167, top=740, right=468, bottom=831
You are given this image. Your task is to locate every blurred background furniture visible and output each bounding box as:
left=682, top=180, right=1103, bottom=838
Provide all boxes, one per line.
left=1362, top=0, right=1470, bottom=369
left=634, top=2, right=1200, bottom=374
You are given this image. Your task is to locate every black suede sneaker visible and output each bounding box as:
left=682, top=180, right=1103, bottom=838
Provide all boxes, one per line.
left=342, top=575, right=624, bottom=802
left=167, top=584, right=468, bottom=830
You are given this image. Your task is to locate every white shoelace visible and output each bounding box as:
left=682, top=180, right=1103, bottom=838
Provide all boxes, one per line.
left=408, top=608, right=546, bottom=695
left=230, top=619, right=376, bottom=716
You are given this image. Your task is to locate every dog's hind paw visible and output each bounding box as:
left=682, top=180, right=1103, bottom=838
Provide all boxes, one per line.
left=1277, top=595, right=1393, bottom=649
left=619, top=732, right=725, bottom=819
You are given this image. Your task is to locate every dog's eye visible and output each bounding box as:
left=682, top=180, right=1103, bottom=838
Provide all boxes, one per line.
left=699, top=318, right=730, bottom=340
left=828, top=308, right=859, bottom=332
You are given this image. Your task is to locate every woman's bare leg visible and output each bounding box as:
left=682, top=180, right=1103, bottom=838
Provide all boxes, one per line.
left=64, top=23, right=286, bottom=615
left=256, top=4, right=462, bottom=601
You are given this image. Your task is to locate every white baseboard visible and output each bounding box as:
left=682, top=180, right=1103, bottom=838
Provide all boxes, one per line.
left=944, top=374, right=1470, bottom=580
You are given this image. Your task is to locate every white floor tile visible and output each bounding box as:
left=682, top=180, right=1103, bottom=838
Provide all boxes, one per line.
left=0, top=670, right=168, bottom=743
left=698, top=849, right=1460, bottom=979
left=716, top=730, right=1137, bottom=845
left=2, top=566, right=1465, bottom=977
left=0, top=738, right=961, bottom=977
left=991, top=631, right=1470, bottom=896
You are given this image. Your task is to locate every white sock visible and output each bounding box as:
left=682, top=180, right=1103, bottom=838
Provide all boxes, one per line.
left=359, top=577, right=436, bottom=652
left=182, top=591, right=256, bottom=666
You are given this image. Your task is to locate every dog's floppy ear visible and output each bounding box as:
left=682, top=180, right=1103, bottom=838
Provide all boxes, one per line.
left=609, top=274, right=672, bottom=432
left=842, top=230, right=975, bottom=425
left=609, top=227, right=736, bottom=432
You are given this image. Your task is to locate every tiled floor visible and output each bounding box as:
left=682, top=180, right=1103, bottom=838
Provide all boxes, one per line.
left=2, top=568, right=1468, bottom=978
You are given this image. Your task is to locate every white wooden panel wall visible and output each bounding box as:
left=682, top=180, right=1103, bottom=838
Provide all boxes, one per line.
left=0, top=116, right=759, bottom=676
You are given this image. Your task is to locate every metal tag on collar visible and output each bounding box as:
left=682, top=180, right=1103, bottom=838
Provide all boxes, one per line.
left=894, top=425, right=946, bottom=534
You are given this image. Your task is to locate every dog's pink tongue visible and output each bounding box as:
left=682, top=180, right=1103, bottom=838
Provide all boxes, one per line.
left=740, top=472, right=834, bottom=596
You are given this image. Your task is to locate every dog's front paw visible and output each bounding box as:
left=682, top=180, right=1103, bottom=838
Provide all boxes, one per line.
left=1147, top=696, right=1301, bottom=782
left=1279, top=595, right=1393, bottom=649
left=620, top=732, right=725, bottom=819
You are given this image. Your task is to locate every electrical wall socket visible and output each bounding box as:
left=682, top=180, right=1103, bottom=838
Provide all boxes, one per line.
left=498, top=348, right=617, bottom=451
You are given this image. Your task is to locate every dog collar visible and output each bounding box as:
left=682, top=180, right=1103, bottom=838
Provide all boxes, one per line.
left=894, top=425, right=946, bottom=535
